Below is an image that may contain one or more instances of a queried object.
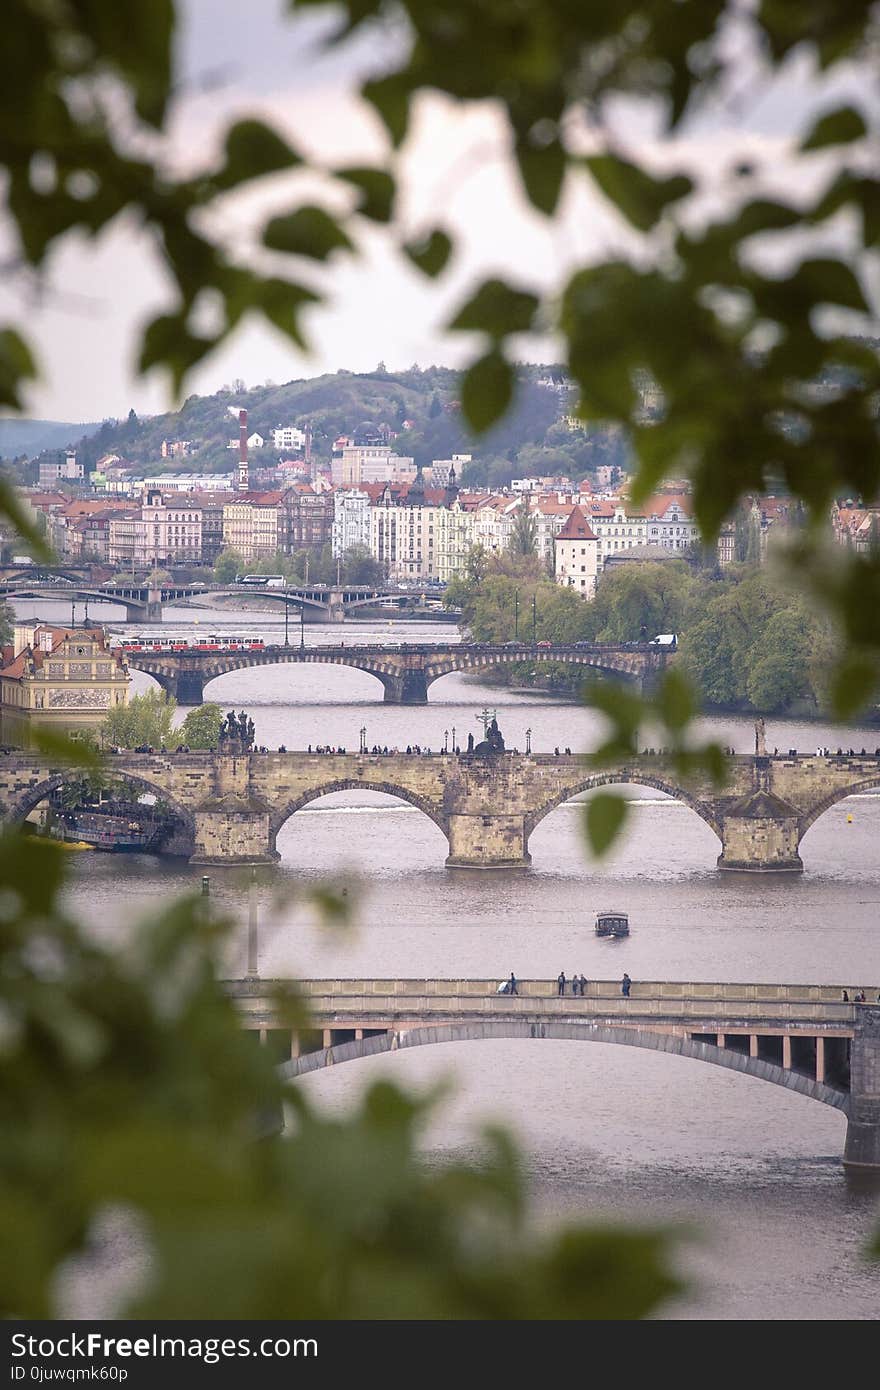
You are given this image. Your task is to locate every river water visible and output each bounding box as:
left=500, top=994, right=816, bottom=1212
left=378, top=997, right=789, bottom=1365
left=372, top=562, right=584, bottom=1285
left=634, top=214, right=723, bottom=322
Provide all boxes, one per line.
left=14, top=599, right=880, bottom=1319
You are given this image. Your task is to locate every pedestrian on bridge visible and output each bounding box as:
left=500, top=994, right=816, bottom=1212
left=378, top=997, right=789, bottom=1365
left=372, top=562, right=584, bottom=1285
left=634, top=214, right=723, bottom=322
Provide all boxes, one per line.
left=622, top=973, right=632, bottom=997
left=509, top=973, right=518, bottom=995
left=557, top=971, right=566, bottom=996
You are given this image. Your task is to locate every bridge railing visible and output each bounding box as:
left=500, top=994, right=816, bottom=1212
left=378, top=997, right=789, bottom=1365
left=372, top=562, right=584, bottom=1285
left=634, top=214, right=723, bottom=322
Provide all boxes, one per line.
left=225, top=977, right=869, bottom=1006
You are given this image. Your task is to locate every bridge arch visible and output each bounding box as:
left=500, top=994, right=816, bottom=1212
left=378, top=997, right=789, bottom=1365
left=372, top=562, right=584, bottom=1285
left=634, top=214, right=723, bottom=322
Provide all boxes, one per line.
left=199, top=656, right=393, bottom=703
left=798, top=775, right=880, bottom=836
left=268, top=779, right=448, bottom=852
left=2, top=768, right=196, bottom=839
left=523, top=774, right=722, bottom=841
left=280, top=1022, right=849, bottom=1113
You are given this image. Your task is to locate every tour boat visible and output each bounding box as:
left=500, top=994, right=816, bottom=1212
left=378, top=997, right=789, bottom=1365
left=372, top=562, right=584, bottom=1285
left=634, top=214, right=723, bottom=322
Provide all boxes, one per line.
left=595, top=911, right=629, bottom=937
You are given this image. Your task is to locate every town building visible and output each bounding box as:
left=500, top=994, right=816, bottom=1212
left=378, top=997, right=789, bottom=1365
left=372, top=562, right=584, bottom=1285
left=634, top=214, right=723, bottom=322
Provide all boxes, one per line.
left=332, top=448, right=417, bottom=487
left=278, top=485, right=333, bottom=554
left=38, top=451, right=83, bottom=488
left=332, top=490, right=371, bottom=558
left=0, top=624, right=129, bottom=746
left=107, top=489, right=202, bottom=568
left=554, top=507, right=600, bottom=596
left=272, top=426, right=306, bottom=452
left=222, top=493, right=282, bottom=563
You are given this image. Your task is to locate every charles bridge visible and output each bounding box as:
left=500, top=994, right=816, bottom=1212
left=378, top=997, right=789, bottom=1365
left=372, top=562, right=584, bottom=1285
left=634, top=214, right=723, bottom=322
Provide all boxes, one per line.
left=0, top=745, right=877, bottom=872
left=128, top=641, right=668, bottom=705
left=228, top=976, right=880, bottom=1169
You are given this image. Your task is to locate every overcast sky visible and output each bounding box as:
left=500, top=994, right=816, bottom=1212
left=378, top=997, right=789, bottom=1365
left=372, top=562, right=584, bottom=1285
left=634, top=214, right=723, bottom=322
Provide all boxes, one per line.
left=1, top=0, right=876, bottom=423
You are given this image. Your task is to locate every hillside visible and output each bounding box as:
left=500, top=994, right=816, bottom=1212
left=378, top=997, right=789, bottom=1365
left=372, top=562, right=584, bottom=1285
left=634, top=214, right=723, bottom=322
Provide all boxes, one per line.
left=72, top=366, right=631, bottom=485
left=0, top=418, right=100, bottom=459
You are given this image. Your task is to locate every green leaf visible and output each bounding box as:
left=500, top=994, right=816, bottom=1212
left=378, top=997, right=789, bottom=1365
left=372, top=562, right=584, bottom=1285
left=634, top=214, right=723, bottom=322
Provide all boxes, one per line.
left=460, top=350, right=514, bottom=433
left=515, top=138, right=566, bottom=216
left=335, top=167, right=395, bottom=223
left=403, top=230, right=453, bottom=277
left=801, top=106, right=868, bottom=151
left=829, top=653, right=879, bottom=718
left=215, top=120, right=300, bottom=191
left=0, top=327, right=38, bottom=411
left=585, top=156, right=692, bottom=232
left=449, top=279, right=538, bottom=338
left=794, top=258, right=868, bottom=312
left=584, top=793, right=629, bottom=857
left=362, top=73, right=411, bottom=146
left=263, top=207, right=353, bottom=260
left=656, top=668, right=694, bottom=732
left=138, top=314, right=217, bottom=394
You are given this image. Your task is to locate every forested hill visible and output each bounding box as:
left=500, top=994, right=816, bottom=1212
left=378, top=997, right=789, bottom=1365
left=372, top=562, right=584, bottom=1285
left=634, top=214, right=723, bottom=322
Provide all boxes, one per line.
left=0, top=418, right=100, bottom=459
left=73, top=365, right=631, bottom=486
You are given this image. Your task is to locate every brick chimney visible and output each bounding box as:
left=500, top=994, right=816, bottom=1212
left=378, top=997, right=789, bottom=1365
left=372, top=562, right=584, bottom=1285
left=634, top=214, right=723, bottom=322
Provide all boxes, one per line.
left=238, top=409, right=249, bottom=493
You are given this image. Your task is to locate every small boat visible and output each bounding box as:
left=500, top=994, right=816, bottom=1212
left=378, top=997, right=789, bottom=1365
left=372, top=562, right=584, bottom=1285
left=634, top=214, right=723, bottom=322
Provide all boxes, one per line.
left=595, top=911, right=629, bottom=938
left=56, top=839, right=95, bottom=852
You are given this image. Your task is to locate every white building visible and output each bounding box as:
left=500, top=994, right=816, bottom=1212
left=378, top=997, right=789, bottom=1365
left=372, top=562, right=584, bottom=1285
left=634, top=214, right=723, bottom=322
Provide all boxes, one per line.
left=272, top=426, right=306, bottom=452
left=332, top=490, right=371, bottom=557
left=137, top=473, right=234, bottom=493
left=554, top=506, right=600, bottom=597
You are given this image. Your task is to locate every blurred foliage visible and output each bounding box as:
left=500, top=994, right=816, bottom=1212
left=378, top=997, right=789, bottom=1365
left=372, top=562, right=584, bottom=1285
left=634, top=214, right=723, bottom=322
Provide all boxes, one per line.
left=0, top=832, right=681, bottom=1318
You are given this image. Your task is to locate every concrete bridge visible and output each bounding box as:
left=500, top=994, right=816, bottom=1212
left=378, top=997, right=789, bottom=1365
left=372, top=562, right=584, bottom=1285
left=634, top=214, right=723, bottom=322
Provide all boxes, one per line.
left=129, top=641, right=667, bottom=705
left=0, top=579, right=454, bottom=624
left=0, top=747, right=877, bottom=871
left=226, top=976, right=880, bottom=1169
left=0, top=580, right=199, bottom=622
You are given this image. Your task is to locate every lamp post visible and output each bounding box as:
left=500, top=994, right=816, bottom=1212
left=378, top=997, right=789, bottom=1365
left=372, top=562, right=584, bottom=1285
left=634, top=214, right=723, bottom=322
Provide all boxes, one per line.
left=525, top=727, right=532, bottom=754
left=451, top=725, right=456, bottom=752
left=444, top=728, right=449, bottom=753
left=284, top=601, right=289, bottom=646
left=514, top=588, right=519, bottom=642
left=246, top=866, right=259, bottom=978
left=300, top=601, right=305, bottom=650
left=359, top=725, right=367, bottom=754
left=532, top=592, right=537, bottom=644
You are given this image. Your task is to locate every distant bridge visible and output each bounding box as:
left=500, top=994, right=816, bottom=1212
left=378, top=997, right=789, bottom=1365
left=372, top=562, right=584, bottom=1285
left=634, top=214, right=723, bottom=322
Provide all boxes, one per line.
left=0, top=579, right=454, bottom=624
left=125, top=641, right=668, bottom=704
left=227, top=976, right=880, bottom=1169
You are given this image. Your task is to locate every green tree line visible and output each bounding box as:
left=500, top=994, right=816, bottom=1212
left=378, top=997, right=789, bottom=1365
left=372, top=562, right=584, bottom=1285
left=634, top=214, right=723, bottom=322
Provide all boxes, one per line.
left=448, top=554, right=841, bottom=716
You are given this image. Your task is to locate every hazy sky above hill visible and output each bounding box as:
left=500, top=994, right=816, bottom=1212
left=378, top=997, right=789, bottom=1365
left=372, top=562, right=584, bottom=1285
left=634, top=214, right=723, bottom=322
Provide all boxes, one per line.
left=1, top=0, right=875, bottom=423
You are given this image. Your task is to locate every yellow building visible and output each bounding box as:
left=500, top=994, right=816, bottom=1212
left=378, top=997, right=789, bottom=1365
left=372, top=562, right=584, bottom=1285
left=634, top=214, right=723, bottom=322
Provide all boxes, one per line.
left=0, top=624, right=130, bottom=747
left=222, top=493, right=281, bottom=563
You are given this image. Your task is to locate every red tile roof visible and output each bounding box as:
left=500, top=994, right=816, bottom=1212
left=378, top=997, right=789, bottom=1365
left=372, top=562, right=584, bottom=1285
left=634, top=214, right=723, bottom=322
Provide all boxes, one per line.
left=555, top=506, right=598, bottom=541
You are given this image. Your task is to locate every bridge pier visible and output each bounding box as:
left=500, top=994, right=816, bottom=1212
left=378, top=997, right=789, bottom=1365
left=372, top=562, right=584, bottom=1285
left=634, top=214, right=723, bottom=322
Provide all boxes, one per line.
left=381, top=671, right=429, bottom=704
left=716, top=791, right=803, bottom=872
left=445, top=812, right=531, bottom=869
left=190, top=801, right=279, bottom=865
left=172, top=670, right=206, bottom=706
left=844, top=1008, right=880, bottom=1169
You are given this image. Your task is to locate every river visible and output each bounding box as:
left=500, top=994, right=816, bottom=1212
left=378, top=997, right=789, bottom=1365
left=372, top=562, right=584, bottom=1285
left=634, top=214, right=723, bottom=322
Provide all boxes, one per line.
left=13, top=599, right=880, bottom=1320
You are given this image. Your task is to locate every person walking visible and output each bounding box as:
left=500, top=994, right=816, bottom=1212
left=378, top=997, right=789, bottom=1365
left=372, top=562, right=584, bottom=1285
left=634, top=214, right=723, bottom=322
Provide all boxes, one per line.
left=509, top=973, right=518, bottom=996
left=621, top=973, right=632, bottom=998
left=579, top=974, right=588, bottom=997
left=557, top=971, right=566, bottom=996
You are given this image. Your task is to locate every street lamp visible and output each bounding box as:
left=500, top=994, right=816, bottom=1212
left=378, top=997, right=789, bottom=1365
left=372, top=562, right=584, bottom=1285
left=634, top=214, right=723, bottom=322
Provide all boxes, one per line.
left=525, top=727, right=532, bottom=754
left=514, top=588, right=519, bottom=642
left=359, top=725, right=367, bottom=754
left=444, top=728, right=449, bottom=753
left=451, top=725, right=456, bottom=752
left=532, top=593, right=537, bottom=644
left=284, top=601, right=289, bottom=646
left=300, top=602, right=305, bottom=650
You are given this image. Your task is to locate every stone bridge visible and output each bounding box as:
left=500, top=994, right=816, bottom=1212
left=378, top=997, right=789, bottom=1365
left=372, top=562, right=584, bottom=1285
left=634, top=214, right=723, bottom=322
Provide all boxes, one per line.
left=128, top=641, right=667, bottom=705
left=0, top=748, right=877, bottom=871
left=226, top=977, right=880, bottom=1169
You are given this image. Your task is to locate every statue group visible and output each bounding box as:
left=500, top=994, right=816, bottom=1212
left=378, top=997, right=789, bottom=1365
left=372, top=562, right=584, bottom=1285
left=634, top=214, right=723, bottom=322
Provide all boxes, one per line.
left=219, top=709, right=255, bottom=750
left=473, top=717, right=506, bottom=757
